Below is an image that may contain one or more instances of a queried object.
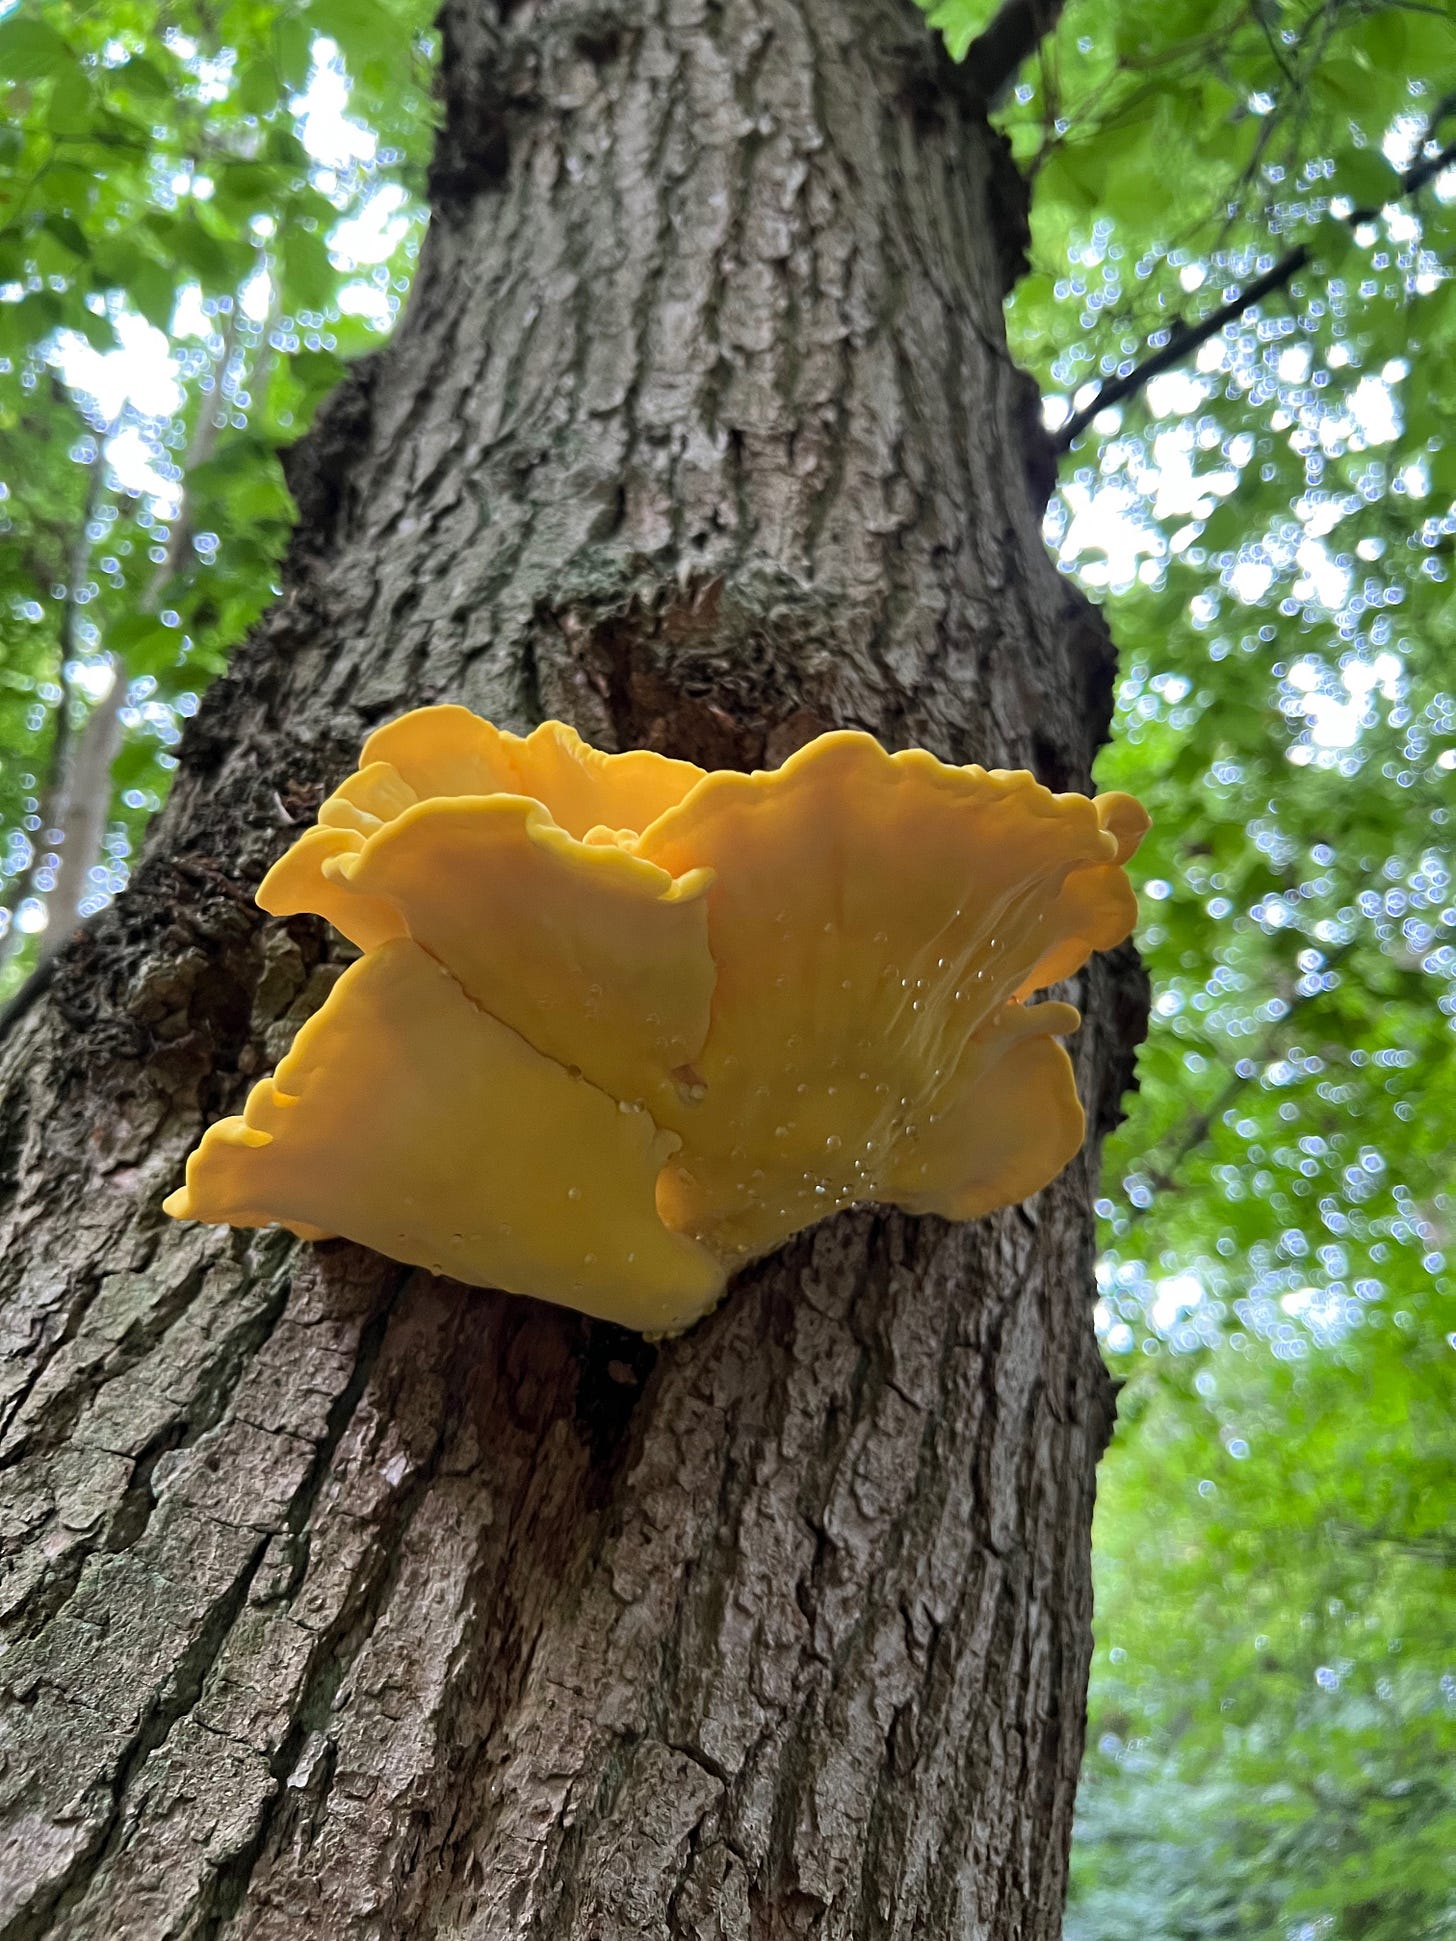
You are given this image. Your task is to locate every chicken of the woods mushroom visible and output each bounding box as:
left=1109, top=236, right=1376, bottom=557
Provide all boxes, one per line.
left=167, top=708, right=1149, bottom=1335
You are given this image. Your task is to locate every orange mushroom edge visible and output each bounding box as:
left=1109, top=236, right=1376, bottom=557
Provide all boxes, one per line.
left=165, top=707, right=1150, bottom=1336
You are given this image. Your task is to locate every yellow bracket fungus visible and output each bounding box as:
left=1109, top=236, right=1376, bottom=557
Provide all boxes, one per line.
left=166, top=708, right=1149, bottom=1335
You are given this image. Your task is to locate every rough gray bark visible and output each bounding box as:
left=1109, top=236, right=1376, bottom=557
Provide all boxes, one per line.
left=0, top=0, right=1145, bottom=1936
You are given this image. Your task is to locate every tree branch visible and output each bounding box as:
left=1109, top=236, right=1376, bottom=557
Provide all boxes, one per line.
left=1052, top=130, right=1456, bottom=454
left=14, top=302, right=248, bottom=983
left=965, top=0, right=1066, bottom=106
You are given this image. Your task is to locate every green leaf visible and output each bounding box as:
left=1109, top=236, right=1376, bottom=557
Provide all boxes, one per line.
left=288, top=346, right=346, bottom=408
left=1195, top=496, right=1247, bottom=554
left=128, top=257, right=176, bottom=330
left=1339, top=146, right=1402, bottom=213
left=1354, top=9, right=1407, bottom=69
left=157, top=213, right=251, bottom=289
left=40, top=214, right=87, bottom=263
left=311, top=0, right=398, bottom=70
left=272, top=11, right=315, bottom=90
left=234, top=57, right=280, bottom=118
left=278, top=224, right=337, bottom=312
left=0, top=17, right=72, bottom=83
left=1308, top=213, right=1358, bottom=271
left=1037, top=142, right=1104, bottom=218
left=1317, top=53, right=1375, bottom=108
left=43, top=51, right=90, bottom=127
left=119, top=57, right=172, bottom=101
left=107, top=612, right=175, bottom=675
left=0, top=289, right=62, bottom=356
left=1427, top=441, right=1456, bottom=503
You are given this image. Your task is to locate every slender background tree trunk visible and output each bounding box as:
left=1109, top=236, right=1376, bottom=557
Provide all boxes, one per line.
left=0, top=0, right=1145, bottom=1934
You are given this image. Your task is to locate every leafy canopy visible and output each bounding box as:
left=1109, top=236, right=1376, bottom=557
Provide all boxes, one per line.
left=0, top=0, right=435, bottom=956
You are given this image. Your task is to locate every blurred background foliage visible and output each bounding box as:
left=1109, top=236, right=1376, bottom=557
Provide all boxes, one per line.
left=953, top=1, right=1456, bottom=1933
left=1, top=1, right=1452, bottom=1935
left=0, top=0, right=437, bottom=983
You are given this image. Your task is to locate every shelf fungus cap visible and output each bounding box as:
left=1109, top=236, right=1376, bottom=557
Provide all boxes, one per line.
left=165, top=938, right=725, bottom=1333
left=168, top=709, right=1148, bottom=1334
left=635, top=734, right=1149, bottom=1263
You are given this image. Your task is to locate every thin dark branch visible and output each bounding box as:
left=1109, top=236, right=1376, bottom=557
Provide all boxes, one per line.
left=965, top=0, right=1066, bottom=105
left=1251, top=0, right=1297, bottom=90
left=1400, top=123, right=1456, bottom=200
left=1052, top=130, right=1456, bottom=454
left=1055, top=245, right=1311, bottom=454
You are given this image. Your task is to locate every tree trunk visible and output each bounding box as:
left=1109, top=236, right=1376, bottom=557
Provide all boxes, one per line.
left=0, top=1, right=1145, bottom=1935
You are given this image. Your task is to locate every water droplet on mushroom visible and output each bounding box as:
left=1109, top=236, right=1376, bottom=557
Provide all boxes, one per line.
left=824, top=1134, right=842, bottom=1153
left=567, top=1186, right=582, bottom=1201
left=584, top=1251, right=597, bottom=1266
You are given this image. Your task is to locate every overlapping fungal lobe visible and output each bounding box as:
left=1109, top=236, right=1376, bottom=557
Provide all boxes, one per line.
left=166, top=709, right=1148, bottom=1335
left=637, top=736, right=1147, bottom=1262
left=170, top=938, right=725, bottom=1335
